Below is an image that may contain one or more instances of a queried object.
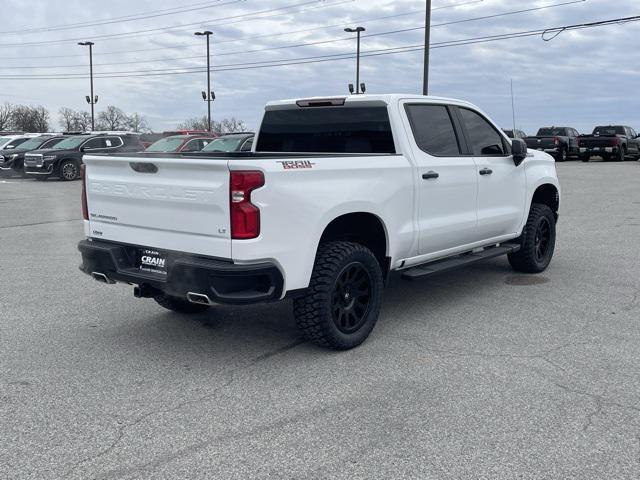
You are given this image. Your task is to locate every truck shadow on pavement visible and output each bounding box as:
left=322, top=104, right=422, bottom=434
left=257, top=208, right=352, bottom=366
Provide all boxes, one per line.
left=113, top=258, right=541, bottom=359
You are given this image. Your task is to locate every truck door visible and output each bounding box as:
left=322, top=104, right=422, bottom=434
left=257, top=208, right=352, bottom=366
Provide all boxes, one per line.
left=402, top=102, right=479, bottom=255
left=455, top=106, right=526, bottom=240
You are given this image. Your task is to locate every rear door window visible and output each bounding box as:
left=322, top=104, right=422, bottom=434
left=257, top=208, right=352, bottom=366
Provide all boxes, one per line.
left=83, top=138, right=105, bottom=149
left=405, top=104, right=461, bottom=156
left=256, top=106, right=396, bottom=154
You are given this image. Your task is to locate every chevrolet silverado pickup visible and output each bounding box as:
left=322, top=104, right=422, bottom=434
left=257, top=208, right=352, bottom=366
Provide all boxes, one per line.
left=525, top=127, right=580, bottom=162
left=578, top=125, right=640, bottom=162
left=78, top=94, right=561, bottom=350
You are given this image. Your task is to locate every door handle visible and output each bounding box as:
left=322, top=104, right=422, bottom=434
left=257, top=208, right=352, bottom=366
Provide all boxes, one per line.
left=479, top=168, right=493, bottom=176
left=422, top=171, right=439, bottom=180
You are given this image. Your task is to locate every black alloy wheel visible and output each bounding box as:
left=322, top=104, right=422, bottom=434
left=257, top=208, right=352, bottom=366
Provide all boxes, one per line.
left=331, top=262, right=373, bottom=334
left=534, top=217, right=552, bottom=264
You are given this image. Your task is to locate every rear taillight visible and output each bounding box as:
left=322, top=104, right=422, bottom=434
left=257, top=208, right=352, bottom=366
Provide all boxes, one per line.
left=553, top=137, right=560, bottom=145
left=81, top=164, right=88, bottom=221
left=611, top=137, right=620, bottom=146
left=230, top=171, right=264, bottom=240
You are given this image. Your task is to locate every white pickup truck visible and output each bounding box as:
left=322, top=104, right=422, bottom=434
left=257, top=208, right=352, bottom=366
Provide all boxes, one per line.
left=79, top=94, right=560, bottom=350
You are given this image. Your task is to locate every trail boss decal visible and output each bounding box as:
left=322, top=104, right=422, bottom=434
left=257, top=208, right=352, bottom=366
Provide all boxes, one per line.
left=277, top=160, right=316, bottom=170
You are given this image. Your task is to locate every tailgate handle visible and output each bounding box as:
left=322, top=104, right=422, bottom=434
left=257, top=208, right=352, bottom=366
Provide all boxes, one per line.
left=130, top=162, right=158, bottom=174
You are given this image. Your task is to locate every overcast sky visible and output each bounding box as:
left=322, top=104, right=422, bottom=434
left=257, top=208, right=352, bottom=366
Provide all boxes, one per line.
left=1, top=0, right=638, bottom=133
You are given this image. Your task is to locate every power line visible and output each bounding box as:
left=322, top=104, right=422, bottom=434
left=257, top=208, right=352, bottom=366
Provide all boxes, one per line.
left=0, top=0, right=234, bottom=36
left=0, top=0, right=340, bottom=48
left=0, top=0, right=586, bottom=70
left=0, top=0, right=483, bottom=60
left=1, top=14, right=637, bottom=80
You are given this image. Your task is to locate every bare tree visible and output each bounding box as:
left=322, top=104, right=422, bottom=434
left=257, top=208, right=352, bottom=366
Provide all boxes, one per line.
left=74, top=111, right=92, bottom=131
left=178, top=116, right=248, bottom=133
left=177, top=115, right=209, bottom=131
left=0, top=102, right=14, bottom=131
left=32, top=106, right=50, bottom=132
left=11, top=105, right=50, bottom=132
left=59, top=107, right=77, bottom=131
left=127, top=112, right=151, bottom=133
left=217, top=117, right=249, bottom=134
left=96, top=106, right=128, bottom=131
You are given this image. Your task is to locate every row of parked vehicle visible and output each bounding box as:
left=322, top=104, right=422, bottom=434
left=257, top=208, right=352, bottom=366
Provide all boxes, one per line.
left=0, top=130, right=255, bottom=181
left=503, top=125, right=640, bottom=162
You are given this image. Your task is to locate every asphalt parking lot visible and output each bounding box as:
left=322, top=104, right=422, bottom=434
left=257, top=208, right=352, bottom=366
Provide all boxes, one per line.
left=1, top=161, right=639, bottom=480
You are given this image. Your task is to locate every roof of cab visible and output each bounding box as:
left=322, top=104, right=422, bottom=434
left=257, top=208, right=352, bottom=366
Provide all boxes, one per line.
left=265, top=93, right=477, bottom=110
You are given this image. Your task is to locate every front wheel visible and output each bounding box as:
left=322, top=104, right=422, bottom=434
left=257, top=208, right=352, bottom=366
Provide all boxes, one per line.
left=293, top=241, right=384, bottom=350
left=59, top=159, right=80, bottom=181
left=508, top=204, right=556, bottom=274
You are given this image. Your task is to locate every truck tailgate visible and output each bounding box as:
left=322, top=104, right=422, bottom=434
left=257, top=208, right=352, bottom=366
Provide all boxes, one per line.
left=84, top=155, right=231, bottom=259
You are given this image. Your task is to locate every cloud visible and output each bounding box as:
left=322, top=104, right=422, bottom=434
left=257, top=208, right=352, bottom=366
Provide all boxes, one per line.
left=0, top=0, right=638, bottom=133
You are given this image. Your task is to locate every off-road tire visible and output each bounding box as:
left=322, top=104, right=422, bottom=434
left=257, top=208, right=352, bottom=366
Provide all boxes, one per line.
left=508, top=204, right=556, bottom=274
left=580, top=154, right=590, bottom=163
left=293, top=241, right=384, bottom=350
left=154, top=294, right=210, bottom=314
left=59, top=159, right=80, bottom=181
left=555, top=147, right=567, bottom=162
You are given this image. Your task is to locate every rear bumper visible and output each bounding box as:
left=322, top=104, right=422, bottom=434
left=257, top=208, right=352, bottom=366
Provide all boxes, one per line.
left=78, top=239, right=284, bottom=305
left=579, top=146, right=618, bottom=154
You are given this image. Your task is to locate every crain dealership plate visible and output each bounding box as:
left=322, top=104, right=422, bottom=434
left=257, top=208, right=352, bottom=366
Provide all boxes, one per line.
left=138, top=249, right=168, bottom=275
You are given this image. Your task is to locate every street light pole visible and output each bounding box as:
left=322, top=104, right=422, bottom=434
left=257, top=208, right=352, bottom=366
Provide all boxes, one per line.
left=345, top=27, right=365, bottom=94
left=194, top=31, right=213, bottom=131
left=423, top=0, right=432, bottom=96
left=78, top=41, right=97, bottom=130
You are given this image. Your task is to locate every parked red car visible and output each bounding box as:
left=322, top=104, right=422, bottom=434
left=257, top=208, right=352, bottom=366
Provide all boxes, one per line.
left=144, top=135, right=217, bottom=153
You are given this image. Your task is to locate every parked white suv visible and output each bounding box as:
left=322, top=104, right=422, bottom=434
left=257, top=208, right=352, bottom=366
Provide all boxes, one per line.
left=78, top=94, right=560, bottom=350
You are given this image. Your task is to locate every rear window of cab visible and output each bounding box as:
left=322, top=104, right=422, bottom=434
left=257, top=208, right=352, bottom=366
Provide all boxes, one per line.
left=256, top=106, right=396, bottom=154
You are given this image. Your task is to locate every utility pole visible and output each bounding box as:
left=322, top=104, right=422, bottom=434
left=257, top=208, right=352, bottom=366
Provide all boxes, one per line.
left=423, top=0, right=432, bottom=96
left=345, top=27, right=366, bottom=94
left=78, top=41, right=97, bottom=131
left=194, top=31, right=213, bottom=131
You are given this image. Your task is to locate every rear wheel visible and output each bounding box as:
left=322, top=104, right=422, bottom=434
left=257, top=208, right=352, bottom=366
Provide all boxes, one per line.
left=59, top=159, right=80, bottom=181
left=555, top=147, right=567, bottom=162
left=154, top=294, right=210, bottom=314
left=508, top=204, right=556, bottom=274
left=616, top=146, right=626, bottom=162
left=293, top=241, right=384, bottom=350
left=581, top=154, right=590, bottom=163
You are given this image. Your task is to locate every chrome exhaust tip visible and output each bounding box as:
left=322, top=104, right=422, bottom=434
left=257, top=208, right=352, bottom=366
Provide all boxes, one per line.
left=91, top=272, right=115, bottom=284
left=186, top=292, right=214, bottom=306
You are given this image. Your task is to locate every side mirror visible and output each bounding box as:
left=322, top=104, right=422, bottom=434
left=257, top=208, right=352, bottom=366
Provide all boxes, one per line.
left=512, top=138, right=528, bottom=166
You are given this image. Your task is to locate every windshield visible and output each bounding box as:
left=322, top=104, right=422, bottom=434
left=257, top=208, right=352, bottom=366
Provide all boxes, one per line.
left=145, top=137, right=186, bottom=152
left=538, top=128, right=565, bottom=136
left=15, top=137, right=49, bottom=150
left=202, top=136, right=247, bottom=152
left=256, top=106, right=396, bottom=153
left=52, top=136, right=88, bottom=150
left=593, top=126, right=625, bottom=135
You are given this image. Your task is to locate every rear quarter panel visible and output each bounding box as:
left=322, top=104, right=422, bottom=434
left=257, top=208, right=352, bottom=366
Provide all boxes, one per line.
left=228, top=155, right=415, bottom=293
